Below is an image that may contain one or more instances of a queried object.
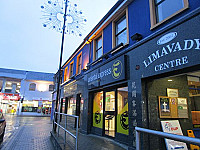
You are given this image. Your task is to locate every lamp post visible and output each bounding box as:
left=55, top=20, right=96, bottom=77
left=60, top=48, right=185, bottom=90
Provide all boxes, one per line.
left=54, top=0, right=68, bottom=131
left=41, top=0, right=87, bottom=131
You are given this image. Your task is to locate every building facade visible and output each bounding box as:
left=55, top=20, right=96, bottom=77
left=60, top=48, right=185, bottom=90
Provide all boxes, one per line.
left=0, top=68, right=54, bottom=116
left=56, top=1, right=200, bottom=149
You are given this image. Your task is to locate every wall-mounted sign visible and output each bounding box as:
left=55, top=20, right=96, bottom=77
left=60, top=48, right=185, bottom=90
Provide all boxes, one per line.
left=167, top=88, right=179, bottom=97
left=0, top=93, right=20, bottom=101
left=88, top=55, right=126, bottom=89
left=132, top=14, right=200, bottom=77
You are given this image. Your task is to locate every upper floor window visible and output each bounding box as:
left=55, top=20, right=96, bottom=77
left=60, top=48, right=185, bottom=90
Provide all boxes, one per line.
left=49, top=85, right=54, bottom=91
left=149, top=0, right=189, bottom=28
left=77, top=53, right=82, bottom=75
left=64, top=67, right=68, bottom=82
left=115, top=15, right=127, bottom=46
left=95, top=36, right=103, bottom=60
left=69, top=61, right=74, bottom=78
left=29, top=83, right=36, bottom=91
left=112, top=9, right=129, bottom=48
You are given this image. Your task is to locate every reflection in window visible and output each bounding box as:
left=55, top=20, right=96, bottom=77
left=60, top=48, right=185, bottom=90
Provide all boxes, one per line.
left=5, top=81, right=21, bottom=93
left=77, top=53, right=82, bottom=74
left=49, top=85, right=54, bottom=91
left=29, top=83, right=36, bottom=91
left=105, top=91, right=115, bottom=111
left=69, top=62, right=74, bottom=78
left=93, top=91, right=103, bottom=128
left=115, top=15, right=127, bottom=46
left=95, top=36, right=102, bottom=60
left=67, top=97, right=76, bottom=115
left=155, top=0, right=184, bottom=23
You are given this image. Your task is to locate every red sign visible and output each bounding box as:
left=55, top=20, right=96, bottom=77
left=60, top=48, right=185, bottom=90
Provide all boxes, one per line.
left=0, top=93, right=21, bottom=101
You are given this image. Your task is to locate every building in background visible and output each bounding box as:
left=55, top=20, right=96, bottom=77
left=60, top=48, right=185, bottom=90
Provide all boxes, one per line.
left=0, top=68, right=54, bottom=116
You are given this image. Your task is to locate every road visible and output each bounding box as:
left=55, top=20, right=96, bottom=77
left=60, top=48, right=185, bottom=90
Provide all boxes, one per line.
left=0, top=114, right=54, bottom=150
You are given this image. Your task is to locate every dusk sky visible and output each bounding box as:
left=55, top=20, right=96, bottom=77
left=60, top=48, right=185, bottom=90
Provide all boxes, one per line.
left=0, top=0, right=117, bottom=73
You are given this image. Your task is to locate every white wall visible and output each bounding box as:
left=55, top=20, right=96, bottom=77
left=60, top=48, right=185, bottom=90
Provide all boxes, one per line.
left=20, top=80, right=53, bottom=101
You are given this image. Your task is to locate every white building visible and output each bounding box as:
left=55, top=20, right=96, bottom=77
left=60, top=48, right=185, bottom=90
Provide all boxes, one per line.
left=0, top=68, right=54, bottom=116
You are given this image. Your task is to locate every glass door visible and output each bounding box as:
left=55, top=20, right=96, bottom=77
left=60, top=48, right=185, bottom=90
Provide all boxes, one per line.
left=104, top=90, right=116, bottom=137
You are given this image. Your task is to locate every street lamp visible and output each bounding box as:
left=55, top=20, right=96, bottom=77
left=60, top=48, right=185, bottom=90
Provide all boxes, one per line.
left=41, top=0, right=87, bottom=131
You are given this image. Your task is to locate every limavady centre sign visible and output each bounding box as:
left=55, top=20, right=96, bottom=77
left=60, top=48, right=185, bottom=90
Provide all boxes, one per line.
left=143, top=32, right=200, bottom=72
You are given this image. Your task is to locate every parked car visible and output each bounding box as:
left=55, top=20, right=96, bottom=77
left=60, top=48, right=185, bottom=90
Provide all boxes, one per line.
left=0, top=110, right=6, bottom=142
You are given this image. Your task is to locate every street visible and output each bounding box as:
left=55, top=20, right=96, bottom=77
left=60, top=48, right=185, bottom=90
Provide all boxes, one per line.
left=0, top=114, right=54, bottom=150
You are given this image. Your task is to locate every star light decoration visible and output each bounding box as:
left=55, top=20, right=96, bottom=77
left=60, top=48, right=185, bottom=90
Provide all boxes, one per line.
left=41, top=0, right=87, bottom=36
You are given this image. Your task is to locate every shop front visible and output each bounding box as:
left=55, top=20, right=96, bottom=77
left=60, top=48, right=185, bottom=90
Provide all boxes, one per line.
left=0, top=93, right=20, bottom=114
left=87, top=55, right=129, bottom=144
left=127, top=11, right=200, bottom=149
left=61, top=78, right=84, bottom=128
left=22, top=100, right=52, bottom=115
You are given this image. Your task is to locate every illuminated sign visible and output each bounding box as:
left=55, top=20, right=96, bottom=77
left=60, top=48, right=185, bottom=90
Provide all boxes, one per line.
left=0, top=93, right=20, bottom=101
left=88, top=55, right=126, bottom=89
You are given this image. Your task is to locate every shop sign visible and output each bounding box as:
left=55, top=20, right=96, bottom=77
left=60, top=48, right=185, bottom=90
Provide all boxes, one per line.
left=88, top=55, right=125, bottom=89
left=143, top=34, right=199, bottom=71
left=138, top=14, right=200, bottom=75
left=0, top=93, right=20, bottom=101
left=161, top=120, right=188, bottom=150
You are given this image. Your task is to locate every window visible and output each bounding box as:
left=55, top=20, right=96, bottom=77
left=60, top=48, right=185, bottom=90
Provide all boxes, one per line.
left=49, top=85, right=54, bottom=91
left=69, top=61, right=74, bottom=78
left=115, top=15, right=127, bottom=46
left=63, top=67, right=68, bottom=82
left=95, top=36, right=103, bottom=60
left=76, top=53, right=82, bottom=75
left=29, top=83, right=36, bottom=91
left=112, top=9, right=129, bottom=48
left=149, top=0, right=189, bottom=28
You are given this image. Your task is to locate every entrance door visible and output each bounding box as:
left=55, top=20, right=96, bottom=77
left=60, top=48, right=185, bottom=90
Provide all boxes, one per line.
left=104, top=90, right=116, bottom=137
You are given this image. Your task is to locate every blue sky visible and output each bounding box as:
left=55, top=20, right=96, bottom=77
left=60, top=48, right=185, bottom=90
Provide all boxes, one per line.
left=0, top=0, right=117, bottom=73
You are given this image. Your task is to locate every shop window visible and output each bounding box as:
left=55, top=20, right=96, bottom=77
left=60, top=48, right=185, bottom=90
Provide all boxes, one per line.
left=63, top=67, right=68, bottom=82
left=4, top=81, right=20, bottom=93
left=67, top=97, right=76, bottom=115
left=69, top=61, right=74, bottom=78
left=149, top=0, right=189, bottom=29
left=76, top=53, right=82, bottom=75
left=112, top=9, right=129, bottom=48
left=93, top=91, right=103, bottom=128
left=29, top=83, right=36, bottom=91
left=94, top=36, right=103, bottom=60
left=49, top=84, right=54, bottom=92
left=117, top=87, right=129, bottom=135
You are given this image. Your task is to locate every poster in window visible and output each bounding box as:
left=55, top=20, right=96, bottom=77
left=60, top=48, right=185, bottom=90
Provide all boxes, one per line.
left=159, top=96, right=171, bottom=118
left=161, top=120, right=188, bottom=150
left=170, top=98, right=178, bottom=118
left=177, top=98, right=188, bottom=118
left=167, top=88, right=179, bottom=97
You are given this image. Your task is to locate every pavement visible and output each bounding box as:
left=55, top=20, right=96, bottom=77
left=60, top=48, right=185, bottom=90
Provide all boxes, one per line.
left=0, top=115, right=54, bottom=150
left=51, top=117, right=128, bottom=150
left=51, top=130, right=128, bottom=150
left=0, top=115, right=128, bottom=150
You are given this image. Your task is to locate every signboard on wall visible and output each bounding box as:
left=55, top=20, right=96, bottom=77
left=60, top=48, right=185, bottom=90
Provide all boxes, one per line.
left=87, top=55, right=126, bottom=89
left=128, top=14, right=200, bottom=78
left=161, top=120, right=188, bottom=150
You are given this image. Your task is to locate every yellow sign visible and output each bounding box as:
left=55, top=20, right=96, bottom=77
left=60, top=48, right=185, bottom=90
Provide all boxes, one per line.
left=117, top=103, right=129, bottom=135
left=93, top=99, right=103, bottom=128
left=112, top=60, right=123, bottom=79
